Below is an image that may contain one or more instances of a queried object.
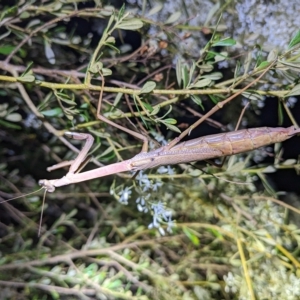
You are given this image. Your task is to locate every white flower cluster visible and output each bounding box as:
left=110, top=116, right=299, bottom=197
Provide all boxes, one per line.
left=115, top=169, right=175, bottom=235
left=224, top=262, right=300, bottom=299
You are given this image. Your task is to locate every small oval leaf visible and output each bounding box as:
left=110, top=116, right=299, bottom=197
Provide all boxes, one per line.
left=41, top=107, right=63, bottom=117
left=198, top=63, right=214, bottom=72
left=242, top=91, right=265, bottom=101
left=149, top=105, right=160, bottom=116
left=17, top=74, right=35, bottom=83
left=164, top=123, right=181, bottom=133
left=267, top=49, right=278, bottom=62
left=148, top=3, right=163, bottom=16
left=117, top=19, right=143, bottom=30
left=191, top=95, right=204, bottom=109
left=282, top=159, right=297, bottom=165
left=212, top=38, right=236, bottom=47
left=140, top=81, right=156, bottom=94
left=163, top=118, right=177, bottom=125
left=183, top=227, right=200, bottom=246
left=262, top=165, right=276, bottom=173
left=44, top=40, right=55, bottom=64
left=192, top=78, right=211, bottom=88
left=202, top=72, right=223, bottom=80
left=5, top=113, right=22, bottom=122
left=89, top=62, right=103, bottom=74
left=102, top=68, right=112, bottom=76
left=165, top=11, right=181, bottom=24
left=100, top=6, right=114, bottom=16
left=257, top=61, right=270, bottom=69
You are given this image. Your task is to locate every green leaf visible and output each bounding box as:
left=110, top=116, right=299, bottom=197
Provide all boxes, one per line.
left=113, top=92, right=123, bottom=107
left=41, top=107, right=63, bottom=117
left=209, top=94, right=220, bottom=104
left=288, top=30, right=300, bottom=49
left=176, top=58, right=182, bottom=87
left=212, top=37, right=236, bottom=47
left=118, top=4, right=126, bottom=20
left=267, top=49, right=278, bottom=62
left=187, top=62, right=196, bottom=88
left=105, top=42, right=119, bottom=53
left=204, top=2, right=220, bottom=26
left=192, top=78, right=211, bottom=88
left=0, top=119, right=21, bottom=129
left=142, top=101, right=153, bottom=112
left=102, top=68, right=112, bottom=76
left=20, top=62, right=34, bottom=78
left=117, top=19, right=143, bottom=30
left=262, top=166, right=276, bottom=173
left=105, top=13, right=115, bottom=32
left=278, top=100, right=284, bottom=125
left=214, top=51, right=228, bottom=62
left=277, top=59, right=300, bottom=71
left=89, top=62, right=103, bottom=73
left=55, top=92, right=76, bottom=105
left=285, top=84, right=300, bottom=97
left=163, top=122, right=181, bottom=133
left=44, top=40, right=55, bottom=64
left=163, top=118, right=177, bottom=125
left=206, top=51, right=216, bottom=60
left=208, top=228, right=223, bottom=239
left=17, top=74, right=35, bottom=83
left=100, top=6, right=114, bottom=17
left=191, top=95, right=204, bottom=110
left=202, top=72, right=223, bottom=80
left=257, top=60, right=270, bottom=69
left=106, top=279, right=123, bottom=289
left=0, top=5, right=18, bottom=21
left=243, top=51, right=252, bottom=75
left=106, top=36, right=115, bottom=44
left=5, top=113, right=22, bottom=122
left=140, top=81, right=156, bottom=94
left=148, top=3, right=163, bottom=16
left=164, top=11, right=181, bottom=24
left=198, top=63, right=214, bottom=73
left=149, top=105, right=160, bottom=116
left=80, top=103, right=89, bottom=109
left=182, top=65, right=189, bottom=88
left=257, top=172, right=276, bottom=197
left=282, top=159, right=297, bottom=165
left=0, top=45, right=15, bottom=55
left=183, top=227, right=200, bottom=246
left=242, top=91, right=265, bottom=101
left=19, top=11, right=30, bottom=19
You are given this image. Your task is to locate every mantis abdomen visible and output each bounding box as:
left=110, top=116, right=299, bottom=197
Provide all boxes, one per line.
left=131, top=126, right=300, bottom=169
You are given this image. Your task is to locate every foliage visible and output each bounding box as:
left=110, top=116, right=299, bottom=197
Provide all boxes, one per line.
left=0, top=1, right=300, bottom=299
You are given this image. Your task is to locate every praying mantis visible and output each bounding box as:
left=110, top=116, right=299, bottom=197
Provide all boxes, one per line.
left=39, top=65, right=300, bottom=193
left=39, top=126, right=300, bottom=192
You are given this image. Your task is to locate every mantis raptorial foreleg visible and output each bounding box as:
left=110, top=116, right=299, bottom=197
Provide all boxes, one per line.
left=45, top=72, right=150, bottom=178
left=40, top=132, right=96, bottom=192
left=46, top=132, right=94, bottom=173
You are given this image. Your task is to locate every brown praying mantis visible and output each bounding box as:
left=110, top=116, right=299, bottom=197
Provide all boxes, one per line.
left=39, top=126, right=300, bottom=192
left=39, top=65, right=300, bottom=193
